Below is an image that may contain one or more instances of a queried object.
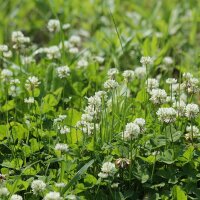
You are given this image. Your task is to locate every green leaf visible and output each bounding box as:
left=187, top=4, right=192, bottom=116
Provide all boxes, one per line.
left=1, top=100, right=15, bottom=112
left=61, top=159, right=94, bottom=195
left=159, top=149, right=175, bottom=164
left=84, top=174, right=97, bottom=187
left=172, top=185, right=187, bottom=200
left=135, top=88, right=145, bottom=103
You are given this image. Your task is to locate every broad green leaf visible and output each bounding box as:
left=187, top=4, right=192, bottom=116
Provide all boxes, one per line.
left=172, top=185, right=187, bottom=200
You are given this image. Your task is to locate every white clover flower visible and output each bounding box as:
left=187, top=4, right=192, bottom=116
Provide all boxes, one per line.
left=140, top=56, right=153, bottom=66
left=24, top=97, right=35, bottom=104
left=57, top=65, right=70, bottom=79
left=171, top=83, right=180, bottom=94
left=156, top=107, right=177, bottom=123
left=9, top=85, right=20, bottom=97
left=107, top=68, right=119, bottom=79
left=81, top=113, right=93, bottom=122
left=69, top=35, right=81, bottom=45
left=0, top=187, right=9, bottom=197
left=166, top=78, right=177, bottom=84
left=87, top=95, right=102, bottom=107
left=3, top=50, right=12, bottom=58
left=59, top=126, right=70, bottom=134
left=149, top=89, right=167, bottom=104
left=98, top=162, right=116, bottom=178
left=163, top=57, right=173, bottom=65
left=21, top=56, right=35, bottom=65
left=33, top=47, right=49, bottom=55
left=65, top=194, right=77, bottom=200
left=47, top=19, right=60, bottom=32
left=185, top=125, right=199, bottom=140
left=183, top=72, right=193, bottom=80
left=111, top=183, right=119, bottom=188
left=11, top=79, right=20, bottom=85
left=146, top=78, right=159, bottom=93
left=46, top=46, right=61, bottom=59
left=185, top=104, right=199, bottom=118
left=134, top=118, right=145, bottom=132
left=54, top=115, right=67, bottom=124
left=77, top=59, right=88, bottom=69
left=69, top=47, right=79, bottom=54
left=122, top=70, right=135, bottom=82
left=55, top=182, right=66, bottom=188
left=55, top=143, right=69, bottom=152
left=59, top=41, right=72, bottom=50
left=98, top=172, right=109, bottom=178
left=166, top=96, right=176, bottom=103
left=31, top=180, right=46, bottom=195
left=76, top=120, right=99, bottom=135
left=0, top=44, right=8, bottom=52
left=44, top=191, right=61, bottom=200
left=104, top=79, right=119, bottom=89
left=25, top=76, right=40, bottom=91
left=94, top=56, right=104, bottom=64
left=172, top=100, right=186, bottom=116
left=62, top=23, right=71, bottom=30
left=95, top=91, right=107, bottom=100
left=123, top=122, right=140, bottom=140
left=181, top=73, right=199, bottom=94
left=11, top=31, right=30, bottom=49
left=10, top=194, right=23, bottom=200
left=134, top=66, right=146, bottom=79
left=11, top=31, right=24, bottom=43
left=1, top=69, right=13, bottom=81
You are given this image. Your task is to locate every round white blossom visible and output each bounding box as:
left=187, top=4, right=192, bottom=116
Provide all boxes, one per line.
left=122, top=70, right=135, bottom=82
left=146, top=78, right=159, bottom=92
left=59, top=126, right=70, bottom=134
left=163, top=57, right=173, bottom=65
left=25, top=76, right=40, bottom=91
left=69, top=35, right=81, bottom=45
left=0, top=187, right=9, bottom=197
left=55, top=143, right=69, bottom=152
left=44, top=191, right=61, bottom=200
left=107, top=68, right=119, bottom=79
left=172, top=100, right=186, bottom=116
left=77, top=59, right=88, bottom=69
left=166, top=78, right=177, bottom=84
left=134, top=66, right=146, bottom=79
left=10, top=194, right=23, bottom=200
left=134, top=118, right=145, bottom=132
left=0, top=44, right=8, bottom=52
left=104, top=79, right=119, bottom=89
left=31, top=180, right=46, bottom=195
left=47, top=19, right=60, bottom=32
left=156, top=107, right=177, bottom=123
left=185, top=104, right=199, bottom=118
left=98, top=162, right=116, bottom=178
left=55, top=182, right=66, bottom=188
left=94, top=56, right=104, bottom=64
left=69, top=47, right=79, bottom=54
left=24, top=97, right=35, bottom=104
left=1, top=69, right=13, bottom=81
left=123, top=122, right=140, bottom=140
left=149, top=89, right=167, bottom=104
left=46, top=46, right=61, bottom=59
left=62, top=23, right=71, bottom=30
left=57, top=66, right=70, bottom=79
left=140, top=56, right=153, bottom=66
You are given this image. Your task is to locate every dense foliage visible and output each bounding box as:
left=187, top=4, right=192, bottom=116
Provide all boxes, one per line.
left=0, top=0, right=200, bottom=199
